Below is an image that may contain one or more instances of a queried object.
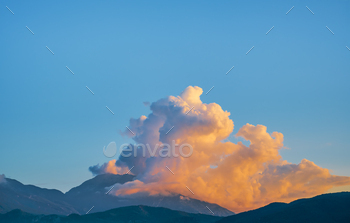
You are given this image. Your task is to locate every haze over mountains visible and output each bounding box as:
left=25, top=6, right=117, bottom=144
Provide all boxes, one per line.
left=0, top=173, right=233, bottom=217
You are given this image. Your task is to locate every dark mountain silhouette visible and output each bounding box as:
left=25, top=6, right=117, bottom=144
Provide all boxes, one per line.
left=1, top=192, right=350, bottom=223
left=1, top=180, right=349, bottom=223
left=217, top=192, right=350, bottom=223
left=0, top=205, right=222, bottom=223
left=0, top=174, right=233, bottom=216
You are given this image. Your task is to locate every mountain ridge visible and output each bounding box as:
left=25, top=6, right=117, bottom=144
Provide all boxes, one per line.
left=217, top=192, right=350, bottom=223
left=1, top=192, right=350, bottom=223
left=0, top=205, right=222, bottom=223
left=0, top=174, right=234, bottom=217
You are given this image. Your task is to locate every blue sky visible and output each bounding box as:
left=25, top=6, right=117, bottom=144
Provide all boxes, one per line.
left=0, top=0, right=349, bottom=192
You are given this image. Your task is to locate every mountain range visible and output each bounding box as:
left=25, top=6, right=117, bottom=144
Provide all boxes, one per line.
left=1, top=174, right=350, bottom=222
left=217, top=192, right=350, bottom=223
left=0, top=205, right=221, bottom=223
left=1, top=192, right=350, bottom=223
left=0, top=173, right=233, bottom=217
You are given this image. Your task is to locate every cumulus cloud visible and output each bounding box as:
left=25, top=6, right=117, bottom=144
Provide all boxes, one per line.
left=90, top=86, right=350, bottom=213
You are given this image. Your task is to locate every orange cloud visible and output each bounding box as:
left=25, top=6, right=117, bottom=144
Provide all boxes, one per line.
left=91, top=86, right=350, bottom=213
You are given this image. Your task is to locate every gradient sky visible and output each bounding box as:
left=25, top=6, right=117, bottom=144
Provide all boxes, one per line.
left=1, top=0, right=350, bottom=193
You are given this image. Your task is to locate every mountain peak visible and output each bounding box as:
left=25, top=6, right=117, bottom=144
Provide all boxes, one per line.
left=65, top=173, right=135, bottom=196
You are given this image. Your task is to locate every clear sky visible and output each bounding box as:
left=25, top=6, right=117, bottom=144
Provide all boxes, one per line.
left=0, top=0, right=349, bottom=193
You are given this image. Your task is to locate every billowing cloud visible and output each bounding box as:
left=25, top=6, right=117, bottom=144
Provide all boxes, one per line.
left=90, top=86, right=350, bottom=213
